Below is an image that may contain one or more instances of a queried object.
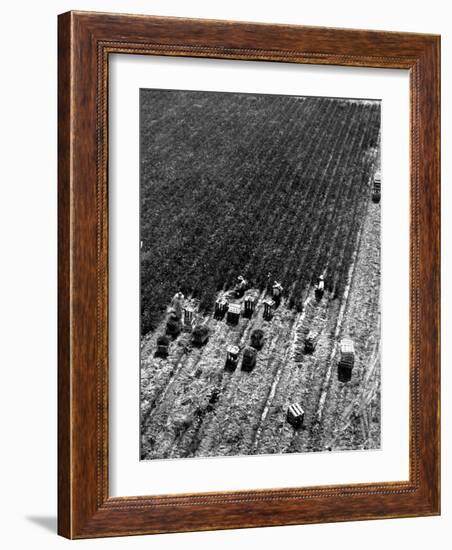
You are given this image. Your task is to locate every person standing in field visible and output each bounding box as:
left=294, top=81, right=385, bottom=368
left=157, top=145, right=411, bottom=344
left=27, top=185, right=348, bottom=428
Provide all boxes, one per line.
left=317, top=275, right=325, bottom=292
left=170, top=291, right=184, bottom=318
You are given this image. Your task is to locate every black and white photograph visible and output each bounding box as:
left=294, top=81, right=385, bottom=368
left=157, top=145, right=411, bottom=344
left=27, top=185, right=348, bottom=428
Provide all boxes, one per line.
left=0, top=0, right=444, bottom=544
left=139, top=89, right=381, bottom=461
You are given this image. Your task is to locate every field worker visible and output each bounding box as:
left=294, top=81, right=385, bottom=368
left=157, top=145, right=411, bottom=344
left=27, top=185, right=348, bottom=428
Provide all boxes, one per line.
left=235, top=275, right=247, bottom=297
left=273, top=281, right=283, bottom=296
left=171, top=291, right=184, bottom=317
left=272, top=281, right=283, bottom=307
left=266, top=271, right=273, bottom=292
left=317, top=275, right=325, bottom=292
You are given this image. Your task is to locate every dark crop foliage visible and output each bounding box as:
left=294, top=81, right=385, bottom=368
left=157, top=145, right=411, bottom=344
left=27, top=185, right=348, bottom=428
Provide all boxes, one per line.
left=140, top=90, right=380, bottom=334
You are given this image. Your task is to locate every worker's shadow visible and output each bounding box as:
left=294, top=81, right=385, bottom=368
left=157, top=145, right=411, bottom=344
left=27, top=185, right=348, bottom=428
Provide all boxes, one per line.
left=26, top=515, right=57, bottom=533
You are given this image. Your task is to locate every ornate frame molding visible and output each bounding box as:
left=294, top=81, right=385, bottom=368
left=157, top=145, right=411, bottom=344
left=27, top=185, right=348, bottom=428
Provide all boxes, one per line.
left=58, top=11, right=440, bottom=538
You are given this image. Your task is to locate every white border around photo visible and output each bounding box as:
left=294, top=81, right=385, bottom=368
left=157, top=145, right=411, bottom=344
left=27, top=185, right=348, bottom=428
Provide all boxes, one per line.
left=109, top=54, right=409, bottom=497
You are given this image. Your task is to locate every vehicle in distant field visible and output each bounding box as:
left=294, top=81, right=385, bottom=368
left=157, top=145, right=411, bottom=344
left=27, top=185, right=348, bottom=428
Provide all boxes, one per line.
left=227, top=303, right=241, bottom=325
left=241, top=346, right=257, bottom=372
left=192, top=325, right=209, bottom=346
left=250, top=328, right=264, bottom=350
left=337, top=338, right=355, bottom=382
left=225, top=345, right=240, bottom=371
left=304, top=331, right=318, bottom=354
left=263, top=298, right=275, bottom=321
left=287, top=402, right=305, bottom=428
left=155, top=335, right=170, bottom=357
left=166, top=310, right=182, bottom=336
left=372, top=171, right=381, bottom=203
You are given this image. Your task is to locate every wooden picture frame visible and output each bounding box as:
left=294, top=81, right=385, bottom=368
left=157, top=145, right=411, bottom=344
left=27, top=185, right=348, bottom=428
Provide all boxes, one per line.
left=58, top=11, right=440, bottom=539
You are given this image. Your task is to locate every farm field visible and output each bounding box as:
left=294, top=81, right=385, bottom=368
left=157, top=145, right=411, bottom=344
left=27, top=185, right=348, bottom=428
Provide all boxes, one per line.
left=140, top=90, right=381, bottom=459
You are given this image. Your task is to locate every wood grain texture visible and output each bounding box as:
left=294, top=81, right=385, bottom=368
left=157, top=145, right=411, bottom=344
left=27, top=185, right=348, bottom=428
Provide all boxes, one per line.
left=57, top=10, right=72, bottom=539
left=57, top=10, right=440, bottom=539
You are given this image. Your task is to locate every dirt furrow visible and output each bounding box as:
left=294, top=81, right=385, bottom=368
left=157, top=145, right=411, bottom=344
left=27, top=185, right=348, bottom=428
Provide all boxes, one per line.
left=318, top=200, right=381, bottom=451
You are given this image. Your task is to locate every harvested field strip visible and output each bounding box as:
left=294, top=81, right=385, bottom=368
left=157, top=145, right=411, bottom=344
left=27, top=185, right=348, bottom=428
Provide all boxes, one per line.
left=194, top=298, right=289, bottom=457
left=252, top=292, right=315, bottom=453
left=166, top=291, right=267, bottom=457
left=317, top=200, right=381, bottom=451
left=255, top=290, right=335, bottom=454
